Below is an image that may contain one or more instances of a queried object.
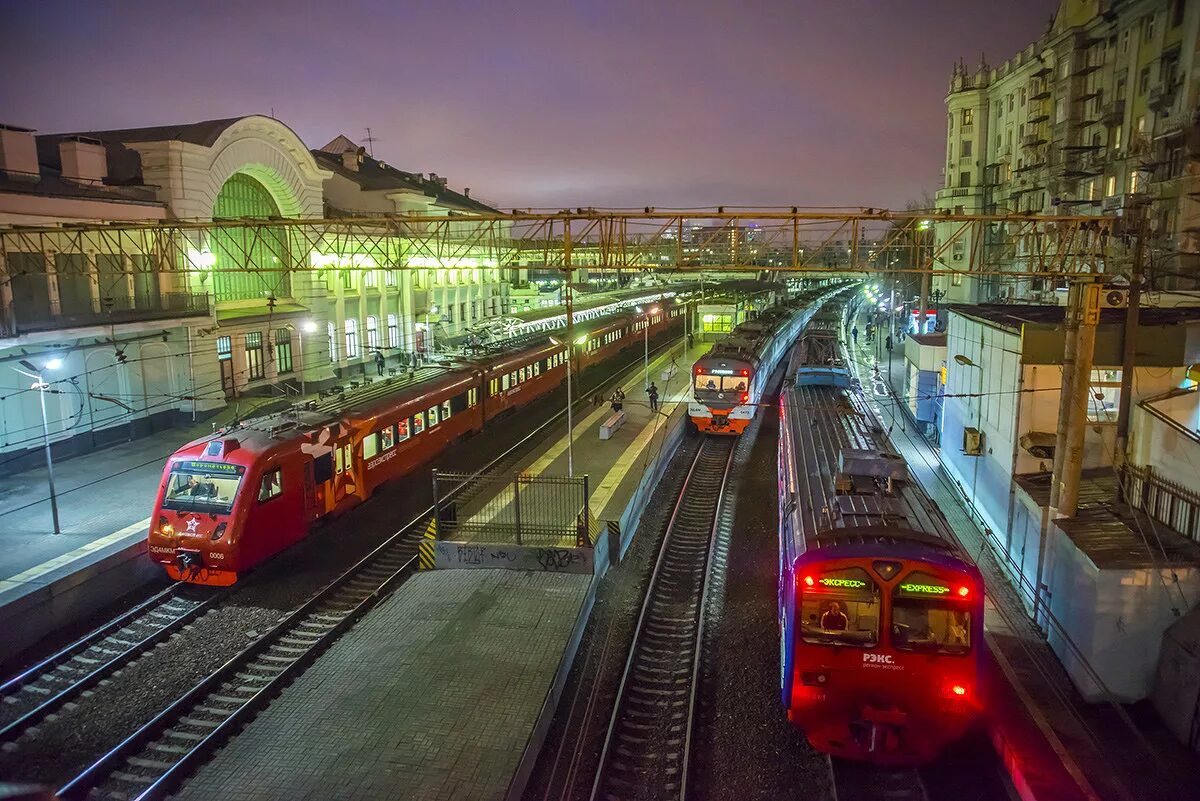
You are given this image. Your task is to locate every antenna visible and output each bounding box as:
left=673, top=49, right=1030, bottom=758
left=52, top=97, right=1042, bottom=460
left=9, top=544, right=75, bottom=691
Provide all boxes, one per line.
left=363, top=127, right=379, bottom=157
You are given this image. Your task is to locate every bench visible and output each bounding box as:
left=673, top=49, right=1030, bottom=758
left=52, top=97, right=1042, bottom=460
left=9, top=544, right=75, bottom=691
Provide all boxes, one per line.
left=388, top=368, right=399, bottom=377
left=599, top=410, right=626, bottom=440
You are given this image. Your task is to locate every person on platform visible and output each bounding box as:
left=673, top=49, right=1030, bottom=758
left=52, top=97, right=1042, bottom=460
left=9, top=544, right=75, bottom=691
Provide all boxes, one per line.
left=647, top=382, right=660, bottom=412
left=851, top=326, right=859, bottom=346
left=610, top=391, right=623, bottom=413
left=374, top=349, right=385, bottom=376
left=821, top=602, right=849, bottom=631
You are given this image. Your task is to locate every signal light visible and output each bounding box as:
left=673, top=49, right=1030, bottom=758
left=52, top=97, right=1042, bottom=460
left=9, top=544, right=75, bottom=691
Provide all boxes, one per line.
left=741, top=393, right=749, bottom=403
left=803, top=575, right=814, bottom=587
left=741, top=369, right=749, bottom=375
left=957, top=585, right=971, bottom=598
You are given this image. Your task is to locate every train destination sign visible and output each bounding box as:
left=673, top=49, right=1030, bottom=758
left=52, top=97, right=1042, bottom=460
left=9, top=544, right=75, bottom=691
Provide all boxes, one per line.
left=819, top=577, right=867, bottom=589
left=177, top=460, right=244, bottom=475
left=898, top=582, right=950, bottom=595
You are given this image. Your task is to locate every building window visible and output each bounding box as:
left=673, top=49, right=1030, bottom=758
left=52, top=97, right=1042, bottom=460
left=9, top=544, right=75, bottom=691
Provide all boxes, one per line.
left=1144, top=14, right=1155, bottom=42
left=345, top=318, right=359, bottom=359
left=385, top=270, right=398, bottom=287
left=1139, top=66, right=1151, bottom=95
left=1129, top=169, right=1145, bottom=194
left=1120, top=29, right=1130, bottom=55
left=387, top=314, right=399, bottom=348
left=1008, top=94, right=1014, bottom=112
left=959, top=171, right=971, bottom=188
left=328, top=321, right=338, bottom=362
left=341, top=269, right=354, bottom=291
left=947, top=112, right=953, bottom=131
left=246, top=332, right=265, bottom=380
left=961, top=108, right=974, bottom=127
left=1106, top=175, right=1117, bottom=196
left=961, top=140, right=973, bottom=158
left=1172, top=0, right=1185, bottom=27
left=366, top=315, right=379, bottom=349
left=210, top=173, right=290, bottom=302
left=217, top=336, right=232, bottom=361
left=364, top=269, right=377, bottom=288
left=1019, top=87, right=1026, bottom=106
left=275, top=328, right=293, bottom=374
left=1113, top=126, right=1123, bottom=151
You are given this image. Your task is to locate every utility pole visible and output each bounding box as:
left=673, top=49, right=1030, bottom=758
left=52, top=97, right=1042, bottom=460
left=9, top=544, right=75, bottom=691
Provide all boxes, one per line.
left=1113, top=211, right=1146, bottom=503
left=1049, top=281, right=1100, bottom=519
left=563, top=219, right=575, bottom=478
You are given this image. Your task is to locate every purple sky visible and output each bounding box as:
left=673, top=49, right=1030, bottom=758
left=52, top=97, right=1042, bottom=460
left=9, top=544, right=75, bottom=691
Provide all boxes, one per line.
left=2, top=0, right=1058, bottom=210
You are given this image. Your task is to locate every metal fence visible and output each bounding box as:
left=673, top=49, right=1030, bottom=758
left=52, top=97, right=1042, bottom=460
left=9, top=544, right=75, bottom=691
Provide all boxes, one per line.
left=433, top=469, right=592, bottom=547
left=1122, top=463, right=1200, bottom=543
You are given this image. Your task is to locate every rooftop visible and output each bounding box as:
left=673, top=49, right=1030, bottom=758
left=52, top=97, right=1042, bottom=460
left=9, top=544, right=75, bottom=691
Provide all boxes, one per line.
left=948, top=303, right=1200, bottom=331
left=313, top=136, right=497, bottom=214
left=1014, top=469, right=1200, bottom=570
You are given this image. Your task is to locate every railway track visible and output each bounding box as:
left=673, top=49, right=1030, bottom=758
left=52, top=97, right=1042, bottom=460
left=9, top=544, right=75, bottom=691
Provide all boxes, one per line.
left=0, top=584, right=222, bottom=743
left=55, top=526, right=417, bottom=801
left=589, top=437, right=734, bottom=801
left=51, top=340, right=691, bottom=801
left=830, top=758, right=929, bottom=801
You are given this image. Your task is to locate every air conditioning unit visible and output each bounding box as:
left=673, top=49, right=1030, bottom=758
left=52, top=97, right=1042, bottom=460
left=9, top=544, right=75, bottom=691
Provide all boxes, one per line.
left=963, top=427, right=985, bottom=456
left=1100, top=288, right=1129, bottom=308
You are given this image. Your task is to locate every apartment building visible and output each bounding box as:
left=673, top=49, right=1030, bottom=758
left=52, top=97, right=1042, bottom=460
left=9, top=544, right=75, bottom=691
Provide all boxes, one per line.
left=935, top=0, right=1199, bottom=305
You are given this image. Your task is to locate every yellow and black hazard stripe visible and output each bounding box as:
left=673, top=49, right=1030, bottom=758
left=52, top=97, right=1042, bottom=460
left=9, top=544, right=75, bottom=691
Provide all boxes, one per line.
left=418, top=517, right=437, bottom=570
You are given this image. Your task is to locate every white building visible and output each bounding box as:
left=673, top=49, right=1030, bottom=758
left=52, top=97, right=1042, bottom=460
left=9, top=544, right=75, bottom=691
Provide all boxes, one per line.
left=940, top=303, right=1200, bottom=702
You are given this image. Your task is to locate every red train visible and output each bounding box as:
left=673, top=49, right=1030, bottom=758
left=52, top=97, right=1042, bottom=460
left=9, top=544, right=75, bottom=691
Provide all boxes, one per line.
left=149, top=302, right=686, bottom=585
left=777, top=303, right=984, bottom=764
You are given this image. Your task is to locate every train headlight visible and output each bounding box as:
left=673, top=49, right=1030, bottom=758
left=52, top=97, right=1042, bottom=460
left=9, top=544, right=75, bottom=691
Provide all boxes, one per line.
left=161, top=524, right=174, bottom=536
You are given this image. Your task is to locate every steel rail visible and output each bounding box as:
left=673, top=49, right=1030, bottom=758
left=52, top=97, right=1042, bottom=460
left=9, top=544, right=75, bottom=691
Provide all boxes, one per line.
left=54, top=330, right=685, bottom=801
left=589, top=436, right=735, bottom=801
left=0, top=583, right=224, bottom=742
left=830, top=757, right=929, bottom=801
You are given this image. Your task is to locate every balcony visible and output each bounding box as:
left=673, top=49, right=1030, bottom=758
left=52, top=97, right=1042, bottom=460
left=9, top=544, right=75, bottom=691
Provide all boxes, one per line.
left=4, top=292, right=210, bottom=337
left=1150, top=81, right=1182, bottom=113
left=1100, top=101, right=1125, bottom=125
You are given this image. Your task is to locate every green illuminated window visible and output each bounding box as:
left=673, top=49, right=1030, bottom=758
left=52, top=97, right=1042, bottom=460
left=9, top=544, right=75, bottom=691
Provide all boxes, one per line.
left=211, top=173, right=291, bottom=302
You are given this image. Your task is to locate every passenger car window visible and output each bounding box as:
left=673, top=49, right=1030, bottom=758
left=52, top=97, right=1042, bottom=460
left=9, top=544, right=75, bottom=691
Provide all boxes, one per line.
left=258, top=468, right=283, bottom=502
left=380, top=426, right=395, bottom=450
left=397, top=419, right=410, bottom=441
left=412, top=414, right=425, bottom=436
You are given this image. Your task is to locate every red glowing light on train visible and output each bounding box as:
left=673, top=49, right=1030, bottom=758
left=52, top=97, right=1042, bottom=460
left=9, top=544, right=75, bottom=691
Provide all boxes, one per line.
left=803, top=575, right=814, bottom=587
left=950, top=684, right=968, bottom=697
left=741, top=393, right=749, bottom=403
left=957, top=585, right=971, bottom=598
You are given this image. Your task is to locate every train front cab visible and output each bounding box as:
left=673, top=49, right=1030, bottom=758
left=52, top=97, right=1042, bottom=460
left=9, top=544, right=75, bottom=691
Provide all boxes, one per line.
left=781, top=551, right=983, bottom=764
left=689, top=360, right=754, bottom=435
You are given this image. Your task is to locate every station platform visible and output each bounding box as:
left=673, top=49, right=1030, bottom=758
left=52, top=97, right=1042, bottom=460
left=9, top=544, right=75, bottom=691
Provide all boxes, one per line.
left=168, top=338, right=709, bottom=801
left=846, top=318, right=1200, bottom=801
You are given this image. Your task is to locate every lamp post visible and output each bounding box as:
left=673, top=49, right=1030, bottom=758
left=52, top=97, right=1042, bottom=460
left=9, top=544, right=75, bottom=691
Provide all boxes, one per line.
left=299, top=320, right=317, bottom=397
left=550, top=335, right=576, bottom=478
left=639, top=305, right=659, bottom=388
left=16, top=358, right=63, bottom=535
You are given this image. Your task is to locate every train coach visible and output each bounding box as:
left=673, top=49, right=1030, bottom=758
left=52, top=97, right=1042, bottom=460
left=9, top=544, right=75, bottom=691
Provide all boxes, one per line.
left=149, top=300, right=686, bottom=586
left=777, top=303, right=984, bottom=764
left=688, top=285, right=844, bottom=435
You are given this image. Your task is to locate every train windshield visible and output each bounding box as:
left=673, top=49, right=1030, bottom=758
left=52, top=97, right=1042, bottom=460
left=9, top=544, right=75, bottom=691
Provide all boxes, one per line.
left=799, top=566, right=880, bottom=646
left=694, top=372, right=748, bottom=392
left=891, top=572, right=972, bottom=655
left=161, top=460, right=244, bottom=515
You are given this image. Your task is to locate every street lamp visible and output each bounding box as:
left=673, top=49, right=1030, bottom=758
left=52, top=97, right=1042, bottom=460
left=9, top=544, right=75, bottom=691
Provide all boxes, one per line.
left=550, top=335, right=576, bottom=478
left=642, top=305, right=660, bottom=388
left=299, top=320, right=317, bottom=397
left=16, top=358, right=63, bottom=535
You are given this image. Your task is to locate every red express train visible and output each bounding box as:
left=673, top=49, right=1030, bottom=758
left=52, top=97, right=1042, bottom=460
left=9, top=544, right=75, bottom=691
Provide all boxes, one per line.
left=149, top=302, right=686, bottom=586
left=777, top=306, right=984, bottom=764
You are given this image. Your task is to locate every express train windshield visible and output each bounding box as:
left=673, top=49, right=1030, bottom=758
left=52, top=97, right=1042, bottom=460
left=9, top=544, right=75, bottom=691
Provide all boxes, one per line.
left=891, top=572, right=972, bottom=655
left=694, top=373, right=748, bottom=392
left=162, top=460, right=244, bottom=514
left=800, top=566, right=880, bottom=646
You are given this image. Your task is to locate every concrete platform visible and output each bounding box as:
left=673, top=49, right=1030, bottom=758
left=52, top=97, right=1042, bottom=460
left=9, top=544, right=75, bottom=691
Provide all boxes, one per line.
left=175, top=569, right=591, bottom=801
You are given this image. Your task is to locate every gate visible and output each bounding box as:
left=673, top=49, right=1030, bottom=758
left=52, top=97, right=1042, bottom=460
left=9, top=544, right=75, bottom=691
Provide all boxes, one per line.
left=432, top=469, right=593, bottom=548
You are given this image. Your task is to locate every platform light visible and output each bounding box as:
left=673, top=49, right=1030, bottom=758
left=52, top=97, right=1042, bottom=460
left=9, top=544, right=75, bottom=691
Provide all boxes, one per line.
left=44, top=358, right=63, bottom=370
left=301, top=320, right=318, bottom=333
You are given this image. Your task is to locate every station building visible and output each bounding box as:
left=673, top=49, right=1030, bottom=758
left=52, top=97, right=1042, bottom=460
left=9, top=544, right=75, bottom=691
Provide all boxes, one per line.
left=939, top=303, right=1200, bottom=707
left=0, top=115, right=507, bottom=465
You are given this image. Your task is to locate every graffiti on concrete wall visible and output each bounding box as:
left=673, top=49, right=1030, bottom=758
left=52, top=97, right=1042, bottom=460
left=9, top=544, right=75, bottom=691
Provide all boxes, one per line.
left=432, top=541, right=593, bottom=574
